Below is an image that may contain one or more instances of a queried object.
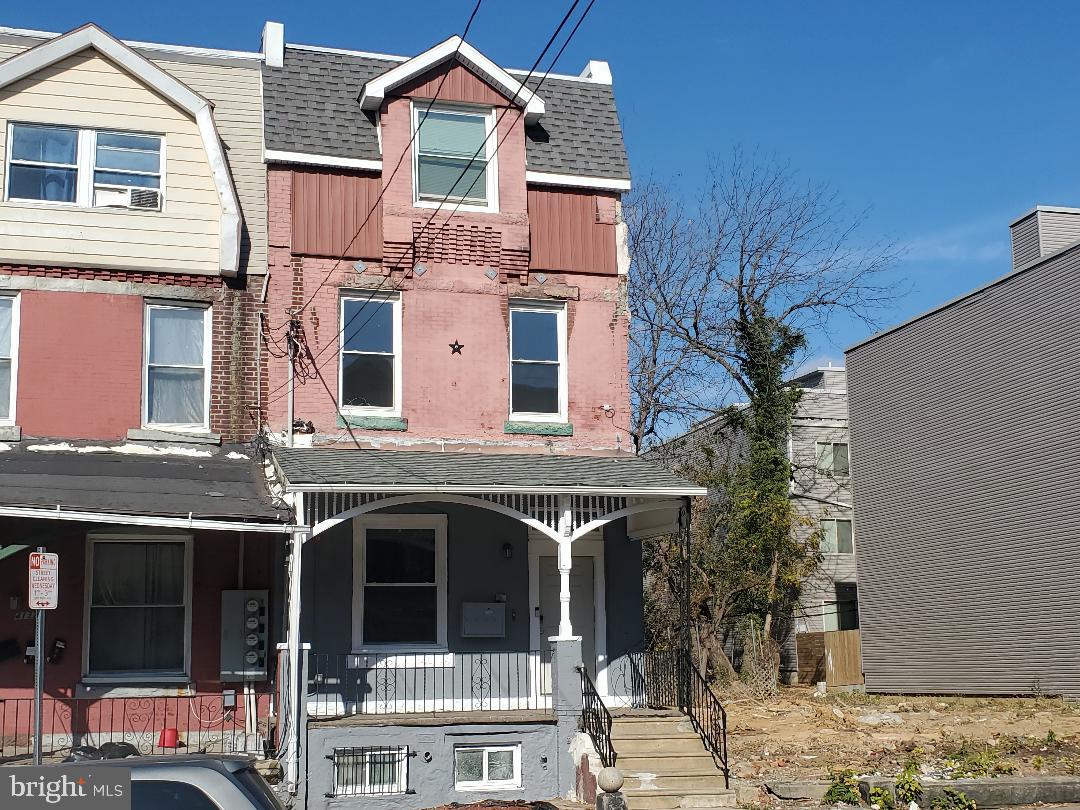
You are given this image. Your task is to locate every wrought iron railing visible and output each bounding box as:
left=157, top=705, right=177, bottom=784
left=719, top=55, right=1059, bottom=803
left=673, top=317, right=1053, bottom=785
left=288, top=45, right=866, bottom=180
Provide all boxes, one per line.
left=577, top=665, right=616, bottom=768
left=611, top=649, right=729, bottom=787
left=308, top=650, right=547, bottom=717
left=0, top=693, right=270, bottom=762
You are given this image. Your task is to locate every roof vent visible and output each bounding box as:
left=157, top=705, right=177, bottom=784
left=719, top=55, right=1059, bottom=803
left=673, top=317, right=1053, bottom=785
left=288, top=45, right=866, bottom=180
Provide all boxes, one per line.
left=1010, top=206, right=1080, bottom=270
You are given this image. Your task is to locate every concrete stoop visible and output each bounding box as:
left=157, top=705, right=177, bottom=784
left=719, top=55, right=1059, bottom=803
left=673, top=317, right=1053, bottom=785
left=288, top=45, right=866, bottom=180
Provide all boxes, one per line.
left=612, top=712, right=734, bottom=810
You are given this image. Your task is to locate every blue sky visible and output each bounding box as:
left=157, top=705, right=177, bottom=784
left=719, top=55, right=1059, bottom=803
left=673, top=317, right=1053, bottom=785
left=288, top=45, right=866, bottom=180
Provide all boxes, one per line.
left=7, top=1, right=1078, bottom=365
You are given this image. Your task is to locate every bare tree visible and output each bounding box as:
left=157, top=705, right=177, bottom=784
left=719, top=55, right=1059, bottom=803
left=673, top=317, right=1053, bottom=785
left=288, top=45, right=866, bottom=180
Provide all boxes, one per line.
left=630, top=150, right=899, bottom=680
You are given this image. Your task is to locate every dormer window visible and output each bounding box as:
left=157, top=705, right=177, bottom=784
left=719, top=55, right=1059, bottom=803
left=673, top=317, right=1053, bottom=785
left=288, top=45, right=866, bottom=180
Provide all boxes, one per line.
left=412, top=103, right=497, bottom=212
left=5, top=123, right=163, bottom=210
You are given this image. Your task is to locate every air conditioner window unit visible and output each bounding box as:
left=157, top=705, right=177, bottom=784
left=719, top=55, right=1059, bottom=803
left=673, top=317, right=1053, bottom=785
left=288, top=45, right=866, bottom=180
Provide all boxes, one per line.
left=94, top=186, right=162, bottom=211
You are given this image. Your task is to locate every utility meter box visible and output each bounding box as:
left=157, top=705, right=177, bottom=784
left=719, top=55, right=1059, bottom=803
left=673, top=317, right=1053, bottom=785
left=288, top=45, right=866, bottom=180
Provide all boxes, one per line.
left=220, top=589, right=269, bottom=681
left=461, top=602, right=506, bottom=638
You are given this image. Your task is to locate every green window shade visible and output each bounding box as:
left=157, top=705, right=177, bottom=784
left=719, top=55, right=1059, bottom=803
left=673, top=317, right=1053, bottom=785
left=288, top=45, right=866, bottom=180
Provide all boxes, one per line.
left=418, top=111, right=486, bottom=157
left=417, top=155, right=486, bottom=202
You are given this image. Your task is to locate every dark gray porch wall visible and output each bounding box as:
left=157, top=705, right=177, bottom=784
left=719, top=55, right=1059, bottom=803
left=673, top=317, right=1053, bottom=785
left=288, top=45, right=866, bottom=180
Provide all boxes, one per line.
left=301, top=503, right=531, bottom=654
left=603, top=518, right=645, bottom=701
left=305, top=721, right=559, bottom=810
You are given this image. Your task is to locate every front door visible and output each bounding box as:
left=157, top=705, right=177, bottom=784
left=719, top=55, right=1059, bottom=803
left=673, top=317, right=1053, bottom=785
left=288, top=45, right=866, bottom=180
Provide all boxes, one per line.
left=538, top=555, right=595, bottom=692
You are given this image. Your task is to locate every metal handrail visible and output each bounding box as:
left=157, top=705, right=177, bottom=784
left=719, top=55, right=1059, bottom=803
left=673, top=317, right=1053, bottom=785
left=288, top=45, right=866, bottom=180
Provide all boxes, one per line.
left=678, top=650, right=730, bottom=788
left=576, top=664, right=616, bottom=768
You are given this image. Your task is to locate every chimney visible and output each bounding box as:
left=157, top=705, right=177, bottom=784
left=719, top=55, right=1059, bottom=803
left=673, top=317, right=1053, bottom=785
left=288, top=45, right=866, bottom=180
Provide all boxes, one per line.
left=262, top=21, right=284, bottom=68
left=1010, top=205, right=1080, bottom=270
left=579, top=60, right=612, bottom=84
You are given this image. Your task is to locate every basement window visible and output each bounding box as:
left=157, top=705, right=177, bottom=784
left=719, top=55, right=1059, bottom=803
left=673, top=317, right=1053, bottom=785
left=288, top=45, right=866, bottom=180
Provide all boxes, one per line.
left=333, top=747, right=409, bottom=796
left=454, top=744, right=521, bottom=791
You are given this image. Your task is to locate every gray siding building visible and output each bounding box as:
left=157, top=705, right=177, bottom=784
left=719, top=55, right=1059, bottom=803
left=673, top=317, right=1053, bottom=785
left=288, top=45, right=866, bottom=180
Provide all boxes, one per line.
left=846, top=205, right=1080, bottom=697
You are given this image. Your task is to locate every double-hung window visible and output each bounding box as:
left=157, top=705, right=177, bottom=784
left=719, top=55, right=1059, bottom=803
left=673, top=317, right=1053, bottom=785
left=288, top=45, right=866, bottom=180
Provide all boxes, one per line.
left=144, top=303, right=211, bottom=431
left=413, top=103, right=496, bottom=210
left=816, top=441, right=850, bottom=475
left=5, top=123, right=163, bottom=209
left=85, top=536, right=192, bottom=681
left=454, top=745, right=521, bottom=791
left=353, top=516, right=447, bottom=650
left=821, top=518, right=854, bottom=555
left=340, top=293, right=401, bottom=415
left=509, top=302, right=566, bottom=422
left=0, top=295, right=18, bottom=424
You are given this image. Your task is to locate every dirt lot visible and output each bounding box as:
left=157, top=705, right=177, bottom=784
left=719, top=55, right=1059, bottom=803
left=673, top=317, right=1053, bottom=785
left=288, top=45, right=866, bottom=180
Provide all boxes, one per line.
left=727, top=687, right=1080, bottom=784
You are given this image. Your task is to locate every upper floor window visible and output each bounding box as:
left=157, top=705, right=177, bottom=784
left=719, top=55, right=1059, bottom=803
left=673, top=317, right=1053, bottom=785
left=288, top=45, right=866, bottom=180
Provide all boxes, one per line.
left=816, top=441, right=849, bottom=475
left=143, top=303, right=210, bottom=431
left=821, top=518, right=854, bottom=555
left=340, top=293, right=401, bottom=416
left=6, top=123, right=163, bottom=210
left=509, top=302, right=566, bottom=422
left=413, top=104, right=497, bottom=211
left=0, top=295, right=17, bottom=424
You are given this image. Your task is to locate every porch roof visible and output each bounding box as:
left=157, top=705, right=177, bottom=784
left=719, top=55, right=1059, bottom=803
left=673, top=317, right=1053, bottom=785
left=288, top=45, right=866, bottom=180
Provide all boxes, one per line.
left=272, top=446, right=706, bottom=496
left=0, top=441, right=289, bottom=528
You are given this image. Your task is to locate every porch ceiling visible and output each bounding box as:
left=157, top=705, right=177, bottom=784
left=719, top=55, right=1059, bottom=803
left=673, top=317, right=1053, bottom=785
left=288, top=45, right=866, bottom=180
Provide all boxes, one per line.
left=271, top=446, right=705, bottom=496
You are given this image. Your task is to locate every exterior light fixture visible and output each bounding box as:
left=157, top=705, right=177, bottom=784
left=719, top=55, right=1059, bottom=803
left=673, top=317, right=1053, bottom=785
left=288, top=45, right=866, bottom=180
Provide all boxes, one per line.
left=502, top=542, right=513, bottom=560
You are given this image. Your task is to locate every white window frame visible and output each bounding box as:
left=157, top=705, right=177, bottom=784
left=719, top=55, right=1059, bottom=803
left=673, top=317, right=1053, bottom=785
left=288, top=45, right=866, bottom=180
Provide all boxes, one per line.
left=141, top=302, right=212, bottom=433
left=0, top=293, right=20, bottom=426
left=82, top=534, right=194, bottom=684
left=339, top=292, right=402, bottom=418
left=4, top=123, right=165, bottom=209
left=453, top=744, right=522, bottom=791
left=815, top=441, right=850, bottom=475
left=821, top=518, right=855, bottom=556
left=351, top=514, right=448, bottom=652
left=333, top=747, right=409, bottom=796
left=411, top=101, right=499, bottom=214
left=508, top=300, right=567, bottom=423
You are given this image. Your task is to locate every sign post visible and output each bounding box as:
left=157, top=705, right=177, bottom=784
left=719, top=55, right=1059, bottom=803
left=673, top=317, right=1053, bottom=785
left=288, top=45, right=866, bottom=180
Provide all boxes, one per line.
left=28, top=548, right=58, bottom=765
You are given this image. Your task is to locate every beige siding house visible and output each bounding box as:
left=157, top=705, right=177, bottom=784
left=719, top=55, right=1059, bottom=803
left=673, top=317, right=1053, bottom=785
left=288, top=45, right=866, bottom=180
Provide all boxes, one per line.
left=0, top=25, right=265, bottom=276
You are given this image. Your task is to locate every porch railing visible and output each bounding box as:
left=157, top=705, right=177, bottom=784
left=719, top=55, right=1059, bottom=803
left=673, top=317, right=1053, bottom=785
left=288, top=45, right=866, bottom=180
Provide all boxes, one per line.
left=577, top=664, right=616, bottom=768
left=611, top=649, right=729, bottom=787
left=309, top=650, right=547, bottom=717
left=0, top=693, right=270, bottom=762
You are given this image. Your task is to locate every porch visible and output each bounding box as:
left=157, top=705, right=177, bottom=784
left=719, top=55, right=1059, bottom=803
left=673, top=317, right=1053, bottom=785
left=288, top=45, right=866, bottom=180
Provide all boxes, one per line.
left=270, top=446, right=706, bottom=802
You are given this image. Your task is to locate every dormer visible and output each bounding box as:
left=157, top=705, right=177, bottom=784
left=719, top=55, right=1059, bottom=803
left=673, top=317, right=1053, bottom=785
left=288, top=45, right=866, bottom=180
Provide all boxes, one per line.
left=0, top=24, right=242, bottom=276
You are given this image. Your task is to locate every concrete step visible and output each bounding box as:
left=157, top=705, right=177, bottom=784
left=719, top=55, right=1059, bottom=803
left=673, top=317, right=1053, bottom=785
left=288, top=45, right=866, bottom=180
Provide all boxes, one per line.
left=614, top=736, right=712, bottom=755
left=622, top=788, right=737, bottom=810
left=611, top=719, right=695, bottom=736
left=623, top=771, right=731, bottom=792
left=616, top=751, right=718, bottom=771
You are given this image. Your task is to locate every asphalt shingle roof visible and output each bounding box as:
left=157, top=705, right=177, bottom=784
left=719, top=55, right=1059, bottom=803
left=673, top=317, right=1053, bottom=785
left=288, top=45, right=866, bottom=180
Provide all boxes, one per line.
left=273, top=447, right=702, bottom=494
left=262, top=47, right=631, bottom=181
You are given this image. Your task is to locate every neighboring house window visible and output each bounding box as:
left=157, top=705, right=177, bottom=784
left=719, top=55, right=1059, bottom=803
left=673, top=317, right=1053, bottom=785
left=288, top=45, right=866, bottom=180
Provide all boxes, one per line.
left=821, top=518, right=854, bottom=554
left=454, top=745, right=521, bottom=791
left=0, top=295, right=18, bottom=424
left=509, top=302, right=567, bottom=422
left=333, top=747, right=409, bottom=796
left=340, top=293, right=401, bottom=415
left=5, top=123, right=163, bottom=209
left=352, top=515, right=447, bottom=649
left=413, top=103, right=497, bottom=210
left=823, top=583, right=859, bottom=632
left=85, top=536, right=191, bottom=680
left=816, top=441, right=849, bottom=475
left=131, top=782, right=220, bottom=809
left=144, top=303, right=210, bottom=431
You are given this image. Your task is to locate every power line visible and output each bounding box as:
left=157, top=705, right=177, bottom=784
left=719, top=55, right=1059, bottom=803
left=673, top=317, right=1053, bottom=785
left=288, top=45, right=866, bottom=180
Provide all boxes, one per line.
left=265, top=0, right=592, bottom=411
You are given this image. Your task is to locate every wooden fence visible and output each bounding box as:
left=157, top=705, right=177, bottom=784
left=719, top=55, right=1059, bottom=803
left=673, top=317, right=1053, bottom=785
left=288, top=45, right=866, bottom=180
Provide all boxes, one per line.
left=796, top=630, right=862, bottom=687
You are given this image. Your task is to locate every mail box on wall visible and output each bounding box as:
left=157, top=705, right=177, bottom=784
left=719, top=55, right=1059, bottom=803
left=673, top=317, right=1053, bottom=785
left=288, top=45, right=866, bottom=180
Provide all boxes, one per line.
left=461, top=602, right=506, bottom=638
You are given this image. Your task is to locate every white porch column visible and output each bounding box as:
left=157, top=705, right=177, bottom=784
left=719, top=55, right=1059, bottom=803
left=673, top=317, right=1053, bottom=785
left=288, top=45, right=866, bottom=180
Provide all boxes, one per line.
left=556, top=494, right=574, bottom=638
left=282, top=492, right=310, bottom=792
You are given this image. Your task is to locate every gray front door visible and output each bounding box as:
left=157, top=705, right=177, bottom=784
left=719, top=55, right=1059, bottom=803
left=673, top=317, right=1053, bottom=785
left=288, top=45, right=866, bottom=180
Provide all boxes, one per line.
left=539, top=555, right=596, bottom=687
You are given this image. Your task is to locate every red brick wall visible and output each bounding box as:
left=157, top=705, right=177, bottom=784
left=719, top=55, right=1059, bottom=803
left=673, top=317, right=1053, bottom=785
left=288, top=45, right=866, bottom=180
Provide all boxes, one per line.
left=3, top=266, right=263, bottom=442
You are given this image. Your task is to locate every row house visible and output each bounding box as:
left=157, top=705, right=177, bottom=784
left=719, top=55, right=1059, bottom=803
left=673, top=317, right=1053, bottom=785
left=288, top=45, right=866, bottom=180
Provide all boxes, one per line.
left=256, top=24, right=708, bottom=808
left=0, top=18, right=724, bottom=810
left=0, top=23, right=289, bottom=763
